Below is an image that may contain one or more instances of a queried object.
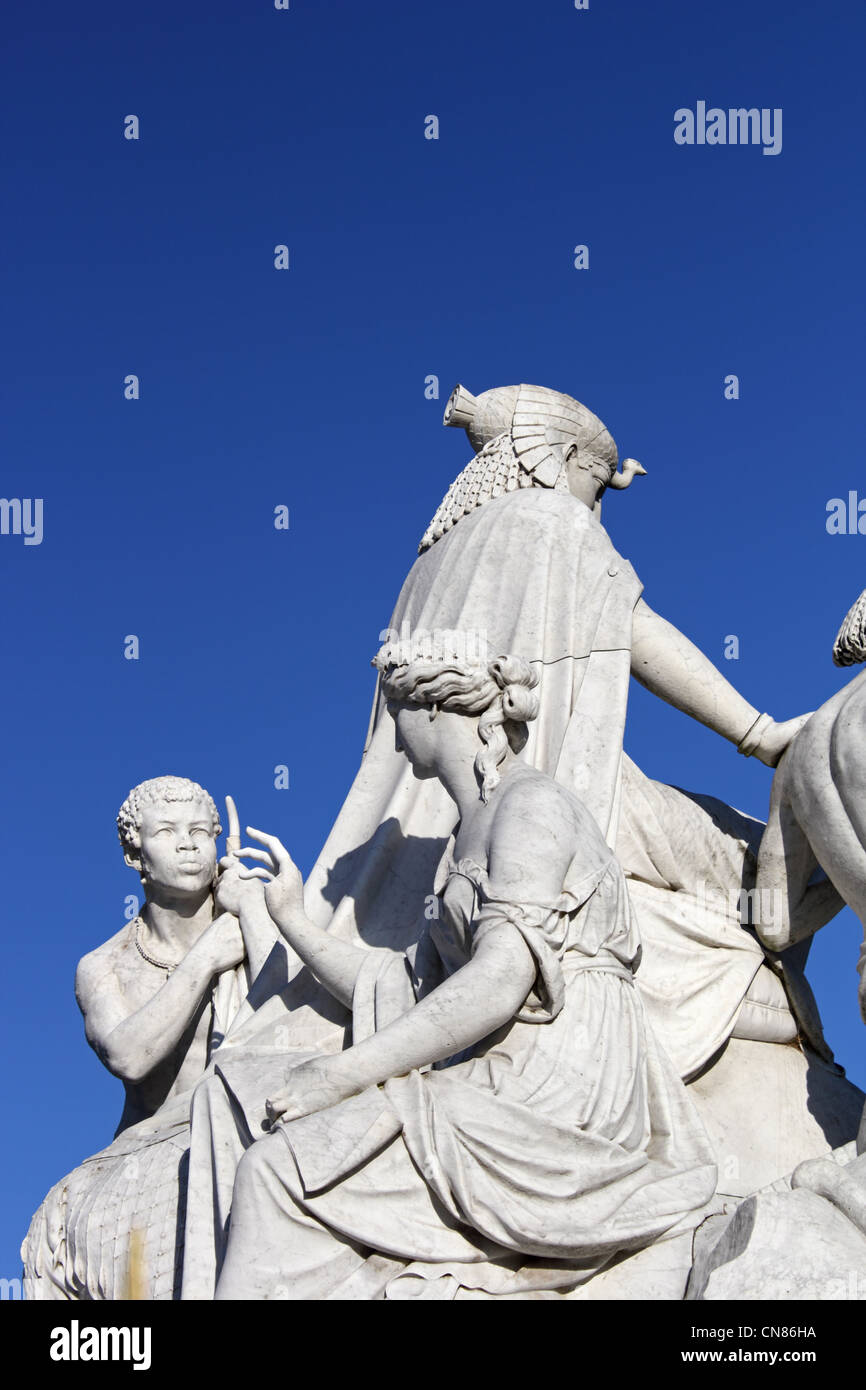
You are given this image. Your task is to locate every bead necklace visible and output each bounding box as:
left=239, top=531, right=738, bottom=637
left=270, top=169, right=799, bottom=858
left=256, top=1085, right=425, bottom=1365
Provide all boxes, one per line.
left=133, top=916, right=179, bottom=977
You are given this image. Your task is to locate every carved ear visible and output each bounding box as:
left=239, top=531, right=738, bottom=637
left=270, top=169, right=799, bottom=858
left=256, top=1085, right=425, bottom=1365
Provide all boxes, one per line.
left=123, top=848, right=142, bottom=872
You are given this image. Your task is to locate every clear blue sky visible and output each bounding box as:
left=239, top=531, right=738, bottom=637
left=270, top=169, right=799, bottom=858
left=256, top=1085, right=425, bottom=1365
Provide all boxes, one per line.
left=2, top=0, right=865, bottom=1278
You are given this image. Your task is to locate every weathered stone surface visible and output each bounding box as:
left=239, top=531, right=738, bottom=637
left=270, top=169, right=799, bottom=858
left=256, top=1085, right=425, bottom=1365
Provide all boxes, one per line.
left=687, top=1038, right=863, bottom=1199
left=688, top=1186, right=866, bottom=1301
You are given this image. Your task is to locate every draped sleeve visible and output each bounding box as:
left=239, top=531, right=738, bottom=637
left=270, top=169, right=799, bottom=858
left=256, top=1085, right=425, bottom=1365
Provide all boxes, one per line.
left=464, top=853, right=622, bottom=1025
left=472, top=898, right=567, bottom=1022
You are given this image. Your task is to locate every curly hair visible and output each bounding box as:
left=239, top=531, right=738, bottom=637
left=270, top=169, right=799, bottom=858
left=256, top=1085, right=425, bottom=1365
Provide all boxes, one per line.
left=117, top=776, right=221, bottom=865
left=375, top=651, right=540, bottom=802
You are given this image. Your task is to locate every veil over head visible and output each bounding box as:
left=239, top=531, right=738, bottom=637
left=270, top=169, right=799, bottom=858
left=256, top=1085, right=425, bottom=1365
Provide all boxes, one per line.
left=222, top=487, right=642, bottom=1057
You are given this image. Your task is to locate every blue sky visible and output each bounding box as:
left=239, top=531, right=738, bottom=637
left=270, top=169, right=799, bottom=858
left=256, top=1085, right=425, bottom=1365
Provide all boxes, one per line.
left=2, top=0, right=865, bottom=1278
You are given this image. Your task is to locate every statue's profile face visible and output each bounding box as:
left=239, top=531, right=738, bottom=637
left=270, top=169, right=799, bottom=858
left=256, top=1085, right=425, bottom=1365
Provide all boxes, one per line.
left=137, top=797, right=218, bottom=898
left=388, top=702, right=439, bottom=779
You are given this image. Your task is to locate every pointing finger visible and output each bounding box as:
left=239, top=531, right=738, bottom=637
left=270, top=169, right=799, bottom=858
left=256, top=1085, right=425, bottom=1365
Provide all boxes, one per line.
left=246, top=827, right=292, bottom=868
left=234, top=847, right=277, bottom=869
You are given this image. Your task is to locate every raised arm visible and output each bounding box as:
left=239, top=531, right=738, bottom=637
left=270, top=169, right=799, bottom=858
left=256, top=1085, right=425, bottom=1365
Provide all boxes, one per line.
left=631, top=598, right=808, bottom=766
left=262, top=784, right=574, bottom=1123
left=238, top=828, right=374, bottom=1010
left=75, top=913, right=245, bottom=1085
left=213, top=795, right=282, bottom=980
left=214, top=867, right=282, bottom=983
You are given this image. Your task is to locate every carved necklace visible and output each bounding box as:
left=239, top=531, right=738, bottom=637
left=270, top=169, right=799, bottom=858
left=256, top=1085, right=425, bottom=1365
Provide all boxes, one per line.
left=133, top=917, right=179, bottom=977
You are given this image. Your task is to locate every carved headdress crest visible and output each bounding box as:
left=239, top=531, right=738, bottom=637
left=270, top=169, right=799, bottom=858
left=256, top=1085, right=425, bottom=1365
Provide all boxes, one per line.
left=833, top=590, right=866, bottom=666
left=419, top=383, right=646, bottom=552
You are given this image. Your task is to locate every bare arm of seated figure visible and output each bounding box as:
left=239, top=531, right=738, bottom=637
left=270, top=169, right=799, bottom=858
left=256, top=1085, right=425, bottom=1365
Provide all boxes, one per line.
left=300, top=920, right=538, bottom=1100
left=235, top=826, right=382, bottom=1010
left=253, top=790, right=575, bottom=1122
left=631, top=599, right=809, bottom=766
left=75, top=912, right=245, bottom=1085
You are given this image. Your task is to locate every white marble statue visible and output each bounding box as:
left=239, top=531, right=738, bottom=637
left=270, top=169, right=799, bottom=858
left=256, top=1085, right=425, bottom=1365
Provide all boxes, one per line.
left=211, top=642, right=718, bottom=1300
left=22, top=778, right=281, bottom=1300
left=25, top=384, right=865, bottom=1301
left=180, top=383, right=861, bottom=1299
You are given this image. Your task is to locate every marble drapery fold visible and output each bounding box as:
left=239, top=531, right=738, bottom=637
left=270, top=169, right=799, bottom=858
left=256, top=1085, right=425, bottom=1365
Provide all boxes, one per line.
left=213, top=828, right=717, bottom=1300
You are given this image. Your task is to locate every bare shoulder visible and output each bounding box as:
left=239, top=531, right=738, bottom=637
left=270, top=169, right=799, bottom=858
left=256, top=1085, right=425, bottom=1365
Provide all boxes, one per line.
left=75, top=922, right=135, bottom=1008
left=487, top=769, right=590, bottom=899
left=493, top=768, right=587, bottom=840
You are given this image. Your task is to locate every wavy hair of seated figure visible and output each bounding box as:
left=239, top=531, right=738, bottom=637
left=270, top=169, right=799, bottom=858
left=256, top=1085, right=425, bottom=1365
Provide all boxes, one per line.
left=374, top=642, right=540, bottom=803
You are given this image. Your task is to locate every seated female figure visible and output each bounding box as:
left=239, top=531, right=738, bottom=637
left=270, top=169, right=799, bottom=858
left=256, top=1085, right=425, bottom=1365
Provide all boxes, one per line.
left=215, top=641, right=718, bottom=1300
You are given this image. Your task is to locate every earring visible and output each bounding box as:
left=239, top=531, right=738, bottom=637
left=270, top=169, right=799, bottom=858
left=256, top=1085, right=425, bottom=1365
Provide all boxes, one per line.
left=428, top=703, right=439, bottom=721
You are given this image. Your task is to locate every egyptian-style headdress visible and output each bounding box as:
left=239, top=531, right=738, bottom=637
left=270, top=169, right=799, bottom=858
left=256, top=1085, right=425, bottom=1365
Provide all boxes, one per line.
left=418, top=383, right=646, bottom=553
left=833, top=590, right=866, bottom=666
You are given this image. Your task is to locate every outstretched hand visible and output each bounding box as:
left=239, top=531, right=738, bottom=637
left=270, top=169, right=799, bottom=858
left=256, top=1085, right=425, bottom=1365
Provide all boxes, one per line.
left=231, top=826, right=306, bottom=932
